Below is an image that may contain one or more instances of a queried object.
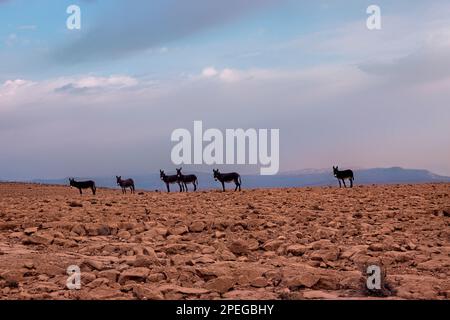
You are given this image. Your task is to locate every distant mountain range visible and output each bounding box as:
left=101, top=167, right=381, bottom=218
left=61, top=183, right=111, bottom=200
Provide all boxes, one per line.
left=27, top=167, right=450, bottom=191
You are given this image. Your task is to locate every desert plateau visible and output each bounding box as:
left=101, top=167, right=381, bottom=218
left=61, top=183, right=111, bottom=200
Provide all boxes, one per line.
left=0, top=182, right=449, bottom=300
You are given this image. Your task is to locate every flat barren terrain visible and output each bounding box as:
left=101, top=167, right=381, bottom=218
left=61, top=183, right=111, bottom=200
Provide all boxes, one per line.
left=0, top=182, right=449, bottom=300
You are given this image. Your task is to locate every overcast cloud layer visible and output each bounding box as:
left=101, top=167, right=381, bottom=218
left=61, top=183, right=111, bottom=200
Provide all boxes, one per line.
left=0, top=0, right=449, bottom=179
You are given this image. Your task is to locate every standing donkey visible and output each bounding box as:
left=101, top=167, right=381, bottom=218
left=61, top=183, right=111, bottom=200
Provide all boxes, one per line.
left=69, top=178, right=97, bottom=195
left=333, top=166, right=354, bottom=188
left=213, top=169, right=242, bottom=192
left=116, top=176, right=135, bottom=194
left=160, top=170, right=183, bottom=193
left=176, top=168, right=198, bottom=192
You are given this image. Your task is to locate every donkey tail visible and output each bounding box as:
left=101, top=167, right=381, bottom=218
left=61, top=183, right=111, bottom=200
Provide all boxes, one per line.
left=238, top=175, right=242, bottom=186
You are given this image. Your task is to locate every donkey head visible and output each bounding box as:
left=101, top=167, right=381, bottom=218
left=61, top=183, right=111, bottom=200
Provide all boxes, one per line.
left=176, top=168, right=183, bottom=178
left=160, top=170, right=165, bottom=180
left=69, top=178, right=75, bottom=187
left=213, top=169, right=220, bottom=181
left=116, top=176, right=121, bottom=185
left=333, top=166, right=339, bottom=176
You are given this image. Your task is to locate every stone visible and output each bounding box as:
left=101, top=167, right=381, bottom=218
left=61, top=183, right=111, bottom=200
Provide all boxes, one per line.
left=24, top=227, right=38, bottom=235
left=133, top=255, right=159, bottom=267
left=286, top=244, right=307, bottom=256
left=189, top=221, right=206, bottom=233
left=303, top=290, right=340, bottom=299
left=284, top=272, right=321, bottom=289
left=417, top=259, right=449, bottom=272
left=133, top=285, right=164, bottom=300
left=117, top=230, right=131, bottom=240
left=82, top=259, right=104, bottom=271
left=369, top=243, right=384, bottom=252
left=22, top=233, right=54, bottom=246
left=98, top=270, right=120, bottom=283
left=228, top=240, right=249, bottom=256
left=205, top=276, right=235, bottom=294
left=310, top=248, right=340, bottom=262
left=168, top=226, right=188, bottom=236
left=250, top=277, right=268, bottom=288
left=118, top=267, right=150, bottom=284
left=262, top=240, right=284, bottom=251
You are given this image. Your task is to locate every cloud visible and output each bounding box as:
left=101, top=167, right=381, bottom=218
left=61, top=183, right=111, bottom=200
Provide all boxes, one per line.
left=201, top=67, right=218, bottom=78
left=1, top=59, right=449, bottom=178
left=0, top=79, right=34, bottom=96
left=358, top=27, right=450, bottom=84
left=18, top=25, right=37, bottom=30
left=53, top=75, right=139, bottom=94
left=0, top=75, right=139, bottom=112
left=200, top=67, right=241, bottom=82
left=52, top=0, right=283, bottom=64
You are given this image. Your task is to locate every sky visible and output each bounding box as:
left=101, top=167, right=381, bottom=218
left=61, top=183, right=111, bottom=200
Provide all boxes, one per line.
left=0, top=0, right=449, bottom=179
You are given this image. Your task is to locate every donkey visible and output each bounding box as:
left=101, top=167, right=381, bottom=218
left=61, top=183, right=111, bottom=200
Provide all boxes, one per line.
left=116, top=176, right=135, bottom=194
left=213, top=169, right=242, bottom=192
left=176, top=168, right=198, bottom=192
left=160, top=170, right=183, bottom=193
left=69, top=178, right=96, bottom=195
left=333, top=166, right=354, bottom=188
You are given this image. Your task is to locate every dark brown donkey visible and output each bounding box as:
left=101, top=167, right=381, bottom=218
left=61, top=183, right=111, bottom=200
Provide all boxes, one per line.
left=213, top=169, right=242, bottom=192
left=333, top=166, right=354, bottom=188
left=160, top=170, right=182, bottom=193
left=69, top=178, right=96, bottom=195
left=116, top=176, right=135, bottom=194
left=176, top=168, right=198, bottom=192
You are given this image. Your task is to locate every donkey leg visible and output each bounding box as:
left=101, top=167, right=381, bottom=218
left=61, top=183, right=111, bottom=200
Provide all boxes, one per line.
left=350, top=178, right=353, bottom=188
left=79, top=188, right=82, bottom=195
left=194, top=182, right=197, bottom=191
left=342, top=179, right=347, bottom=188
left=184, top=183, right=188, bottom=192
left=338, top=180, right=341, bottom=188
left=166, top=184, right=170, bottom=193
left=222, top=182, right=226, bottom=192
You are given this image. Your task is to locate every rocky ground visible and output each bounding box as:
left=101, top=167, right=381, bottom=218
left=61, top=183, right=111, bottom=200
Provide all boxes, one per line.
left=0, top=182, right=449, bottom=300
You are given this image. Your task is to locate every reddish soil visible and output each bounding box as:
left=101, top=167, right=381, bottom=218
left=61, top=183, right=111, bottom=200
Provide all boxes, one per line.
left=0, top=182, right=449, bottom=300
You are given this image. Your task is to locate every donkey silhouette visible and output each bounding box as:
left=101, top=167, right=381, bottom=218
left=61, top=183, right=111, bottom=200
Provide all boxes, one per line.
left=116, top=176, right=135, bottom=194
left=176, top=168, right=198, bottom=192
left=333, top=166, right=354, bottom=188
left=213, top=169, right=242, bottom=192
left=69, top=178, right=96, bottom=195
left=160, top=170, right=182, bottom=193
